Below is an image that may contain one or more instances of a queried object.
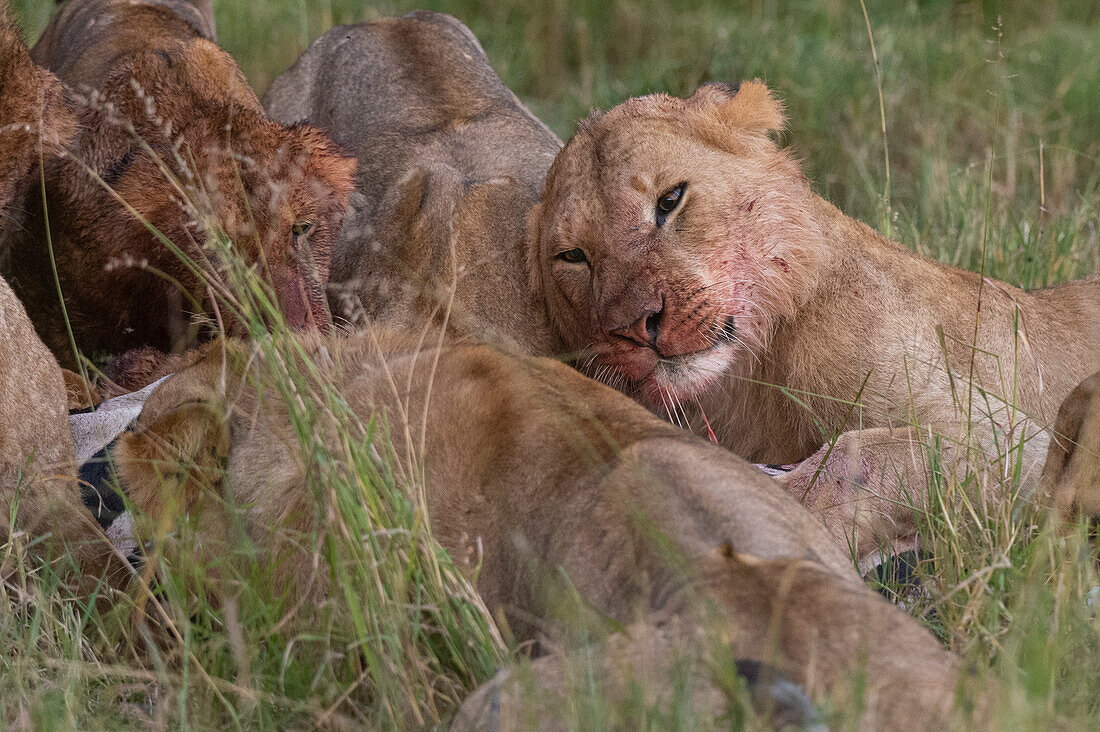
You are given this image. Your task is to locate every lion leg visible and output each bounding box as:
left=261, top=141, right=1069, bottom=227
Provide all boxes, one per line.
left=776, top=423, right=1048, bottom=566
left=774, top=427, right=930, bottom=565
left=697, top=550, right=983, bottom=729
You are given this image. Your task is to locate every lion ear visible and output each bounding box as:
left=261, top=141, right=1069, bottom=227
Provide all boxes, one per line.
left=381, top=165, right=464, bottom=278
left=688, top=80, right=785, bottom=135
left=114, top=401, right=229, bottom=521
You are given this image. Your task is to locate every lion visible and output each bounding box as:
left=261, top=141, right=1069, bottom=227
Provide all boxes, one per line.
left=263, top=11, right=561, bottom=354
left=0, top=274, right=114, bottom=583
left=0, top=0, right=356, bottom=367
left=0, top=3, right=74, bottom=218
left=0, top=14, right=102, bottom=573
left=102, top=330, right=988, bottom=728
left=528, top=80, right=1100, bottom=564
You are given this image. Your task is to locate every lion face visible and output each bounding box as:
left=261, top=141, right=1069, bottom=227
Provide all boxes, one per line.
left=531, top=81, right=820, bottom=407
left=54, top=40, right=357, bottom=350
left=112, top=116, right=356, bottom=336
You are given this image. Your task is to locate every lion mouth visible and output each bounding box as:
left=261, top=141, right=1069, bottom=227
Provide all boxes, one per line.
left=586, top=315, right=739, bottom=403
left=591, top=342, right=734, bottom=405
left=649, top=345, right=734, bottom=396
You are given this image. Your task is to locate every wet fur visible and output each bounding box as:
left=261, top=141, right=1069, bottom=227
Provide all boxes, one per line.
left=0, top=3, right=74, bottom=219
left=0, top=0, right=356, bottom=365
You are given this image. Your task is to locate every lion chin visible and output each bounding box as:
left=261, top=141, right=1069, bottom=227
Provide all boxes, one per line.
left=603, top=343, right=738, bottom=407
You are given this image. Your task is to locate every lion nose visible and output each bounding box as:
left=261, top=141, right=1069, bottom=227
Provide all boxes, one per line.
left=610, top=303, right=664, bottom=349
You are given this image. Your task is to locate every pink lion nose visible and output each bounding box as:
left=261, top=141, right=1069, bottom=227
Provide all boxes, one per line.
left=610, top=303, right=664, bottom=349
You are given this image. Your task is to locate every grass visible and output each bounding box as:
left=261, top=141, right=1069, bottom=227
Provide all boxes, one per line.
left=4, top=0, right=1100, bottom=728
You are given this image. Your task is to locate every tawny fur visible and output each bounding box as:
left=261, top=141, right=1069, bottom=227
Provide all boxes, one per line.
left=113, top=331, right=984, bottom=728
left=0, top=0, right=356, bottom=366
left=109, top=13, right=559, bottom=396
left=531, top=80, right=1100, bottom=563
left=1042, top=369, right=1100, bottom=522
left=0, top=274, right=114, bottom=582
left=264, top=11, right=561, bottom=354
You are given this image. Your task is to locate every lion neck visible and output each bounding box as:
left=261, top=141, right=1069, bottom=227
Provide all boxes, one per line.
left=694, top=191, right=897, bottom=463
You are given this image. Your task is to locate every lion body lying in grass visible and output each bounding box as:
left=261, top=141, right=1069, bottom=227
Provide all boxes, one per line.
left=104, top=331, right=981, bottom=728
left=529, top=80, right=1100, bottom=563
left=264, top=11, right=561, bottom=354
left=0, top=0, right=355, bottom=365
left=0, top=274, right=114, bottom=582
left=0, top=274, right=77, bottom=537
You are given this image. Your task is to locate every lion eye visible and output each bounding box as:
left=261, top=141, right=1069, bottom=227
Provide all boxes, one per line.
left=556, top=248, right=589, bottom=265
left=291, top=220, right=314, bottom=239
left=655, top=183, right=687, bottom=226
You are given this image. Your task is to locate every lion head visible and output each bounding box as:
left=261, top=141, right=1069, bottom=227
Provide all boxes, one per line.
left=20, top=36, right=357, bottom=356
left=529, top=81, right=822, bottom=406
left=82, top=40, right=356, bottom=338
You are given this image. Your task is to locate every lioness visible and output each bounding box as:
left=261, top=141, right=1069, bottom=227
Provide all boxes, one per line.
left=0, top=0, right=356, bottom=365
left=263, top=11, right=561, bottom=354
left=0, top=3, right=73, bottom=218
left=529, top=80, right=1100, bottom=561
left=107, top=330, right=979, bottom=728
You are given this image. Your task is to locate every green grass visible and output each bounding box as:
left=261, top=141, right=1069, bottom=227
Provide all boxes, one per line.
left=5, top=0, right=1100, bottom=728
